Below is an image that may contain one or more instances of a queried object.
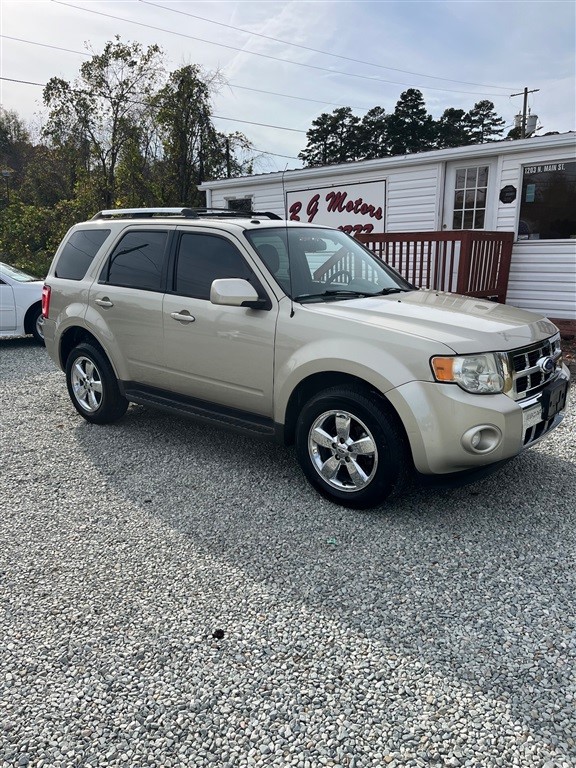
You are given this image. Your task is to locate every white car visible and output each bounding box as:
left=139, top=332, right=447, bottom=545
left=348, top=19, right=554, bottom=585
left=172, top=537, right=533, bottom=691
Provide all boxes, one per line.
left=0, top=261, right=45, bottom=343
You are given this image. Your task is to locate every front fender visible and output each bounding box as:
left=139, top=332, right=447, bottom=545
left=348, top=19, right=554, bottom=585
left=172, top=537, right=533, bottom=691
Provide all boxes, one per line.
left=273, top=330, right=452, bottom=425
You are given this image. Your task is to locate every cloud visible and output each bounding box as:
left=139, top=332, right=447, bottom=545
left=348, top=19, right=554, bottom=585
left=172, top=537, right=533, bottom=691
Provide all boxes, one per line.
left=2, top=0, right=574, bottom=170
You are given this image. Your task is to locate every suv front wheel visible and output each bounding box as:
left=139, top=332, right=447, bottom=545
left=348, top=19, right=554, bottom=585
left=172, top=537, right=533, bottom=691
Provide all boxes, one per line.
left=66, top=343, right=128, bottom=424
left=295, top=387, right=409, bottom=509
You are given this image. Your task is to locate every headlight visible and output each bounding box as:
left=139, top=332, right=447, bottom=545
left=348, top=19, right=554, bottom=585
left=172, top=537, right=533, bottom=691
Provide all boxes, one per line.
left=431, top=353, right=506, bottom=394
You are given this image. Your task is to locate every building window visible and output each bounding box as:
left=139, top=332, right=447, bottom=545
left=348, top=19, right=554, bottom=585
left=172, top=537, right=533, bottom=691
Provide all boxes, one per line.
left=227, top=198, right=252, bottom=213
left=452, top=166, right=488, bottom=230
left=518, top=161, right=576, bottom=240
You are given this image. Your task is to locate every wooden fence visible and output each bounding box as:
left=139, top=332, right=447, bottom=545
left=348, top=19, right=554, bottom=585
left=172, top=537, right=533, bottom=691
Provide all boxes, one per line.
left=355, top=230, right=514, bottom=303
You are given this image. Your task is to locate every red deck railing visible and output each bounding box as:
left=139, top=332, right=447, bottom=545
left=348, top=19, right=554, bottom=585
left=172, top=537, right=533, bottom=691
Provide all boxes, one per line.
left=355, top=230, right=514, bottom=303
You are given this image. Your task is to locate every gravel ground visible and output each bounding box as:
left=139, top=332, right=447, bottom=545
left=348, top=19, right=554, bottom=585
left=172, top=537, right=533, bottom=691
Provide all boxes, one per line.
left=1, top=339, right=575, bottom=768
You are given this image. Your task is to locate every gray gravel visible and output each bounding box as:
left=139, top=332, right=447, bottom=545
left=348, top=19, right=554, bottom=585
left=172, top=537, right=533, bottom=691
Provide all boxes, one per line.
left=1, top=339, right=575, bottom=768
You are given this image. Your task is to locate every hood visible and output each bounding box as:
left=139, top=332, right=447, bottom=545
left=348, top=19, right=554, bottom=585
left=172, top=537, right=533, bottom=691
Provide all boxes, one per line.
left=305, top=290, right=558, bottom=354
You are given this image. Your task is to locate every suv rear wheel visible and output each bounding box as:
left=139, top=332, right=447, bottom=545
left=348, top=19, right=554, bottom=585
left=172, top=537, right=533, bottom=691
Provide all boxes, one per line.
left=295, top=387, right=409, bottom=509
left=66, top=343, right=128, bottom=424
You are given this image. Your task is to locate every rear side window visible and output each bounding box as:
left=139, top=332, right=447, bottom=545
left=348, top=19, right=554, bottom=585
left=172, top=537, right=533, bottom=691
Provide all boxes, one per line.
left=55, top=229, right=110, bottom=280
left=101, top=231, right=168, bottom=292
left=174, top=233, right=253, bottom=300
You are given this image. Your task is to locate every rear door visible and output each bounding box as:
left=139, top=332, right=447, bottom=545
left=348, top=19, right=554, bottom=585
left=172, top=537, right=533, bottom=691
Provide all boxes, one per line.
left=162, top=230, right=277, bottom=416
left=89, top=228, right=171, bottom=387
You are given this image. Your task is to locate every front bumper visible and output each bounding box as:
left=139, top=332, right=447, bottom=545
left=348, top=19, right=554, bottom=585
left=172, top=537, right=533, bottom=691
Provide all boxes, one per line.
left=386, top=366, right=571, bottom=475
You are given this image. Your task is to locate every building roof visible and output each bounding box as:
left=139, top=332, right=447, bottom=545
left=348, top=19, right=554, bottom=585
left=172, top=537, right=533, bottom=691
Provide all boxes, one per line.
left=199, top=132, right=576, bottom=191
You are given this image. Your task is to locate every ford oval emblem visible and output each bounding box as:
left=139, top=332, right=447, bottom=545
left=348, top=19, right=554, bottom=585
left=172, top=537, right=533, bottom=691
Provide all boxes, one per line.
left=537, top=356, right=555, bottom=374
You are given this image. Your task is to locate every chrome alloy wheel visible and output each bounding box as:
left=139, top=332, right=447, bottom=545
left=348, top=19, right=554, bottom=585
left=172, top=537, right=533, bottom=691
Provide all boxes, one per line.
left=70, top=356, right=104, bottom=413
left=308, top=409, right=378, bottom=492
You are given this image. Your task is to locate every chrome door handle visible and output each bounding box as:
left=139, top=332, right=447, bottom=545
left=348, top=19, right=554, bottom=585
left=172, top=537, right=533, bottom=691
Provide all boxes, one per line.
left=170, top=311, right=195, bottom=324
left=95, top=298, right=114, bottom=308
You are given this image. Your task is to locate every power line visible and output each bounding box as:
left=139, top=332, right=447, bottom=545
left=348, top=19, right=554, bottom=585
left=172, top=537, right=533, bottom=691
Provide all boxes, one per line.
left=224, top=83, right=369, bottom=113
left=1, top=76, right=47, bottom=87
left=1, top=34, right=91, bottom=58
left=138, top=0, right=517, bottom=92
left=0, top=76, right=307, bottom=134
left=0, top=35, right=370, bottom=112
left=212, top=115, right=305, bottom=134
left=49, top=0, right=514, bottom=97
left=249, top=149, right=299, bottom=160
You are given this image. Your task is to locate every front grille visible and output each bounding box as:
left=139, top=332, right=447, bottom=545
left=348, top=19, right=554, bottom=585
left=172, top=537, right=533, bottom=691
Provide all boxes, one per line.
left=508, top=335, right=563, bottom=401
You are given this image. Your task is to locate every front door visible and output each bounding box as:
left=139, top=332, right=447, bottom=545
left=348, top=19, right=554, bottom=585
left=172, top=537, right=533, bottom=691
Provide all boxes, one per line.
left=442, top=159, right=497, bottom=231
left=0, top=280, right=16, bottom=331
left=162, top=230, right=277, bottom=417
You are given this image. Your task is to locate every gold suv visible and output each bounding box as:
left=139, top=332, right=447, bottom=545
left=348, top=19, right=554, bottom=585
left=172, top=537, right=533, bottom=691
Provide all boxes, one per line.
left=42, top=208, right=570, bottom=508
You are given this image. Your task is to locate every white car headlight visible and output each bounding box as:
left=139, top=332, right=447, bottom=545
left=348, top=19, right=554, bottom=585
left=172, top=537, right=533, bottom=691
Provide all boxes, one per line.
left=431, top=353, right=506, bottom=394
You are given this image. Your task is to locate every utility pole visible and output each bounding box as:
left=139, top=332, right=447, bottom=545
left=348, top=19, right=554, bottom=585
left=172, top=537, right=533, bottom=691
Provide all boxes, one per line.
left=510, top=87, right=540, bottom=138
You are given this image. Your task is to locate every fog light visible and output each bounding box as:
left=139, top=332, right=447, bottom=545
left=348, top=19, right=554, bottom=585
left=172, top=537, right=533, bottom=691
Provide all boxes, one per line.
left=461, top=425, right=502, bottom=454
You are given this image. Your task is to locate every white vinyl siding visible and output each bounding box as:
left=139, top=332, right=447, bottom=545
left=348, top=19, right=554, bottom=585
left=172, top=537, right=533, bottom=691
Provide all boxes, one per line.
left=506, top=242, right=576, bottom=319
left=386, top=166, right=439, bottom=232
left=201, top=134, right=576, bottom=322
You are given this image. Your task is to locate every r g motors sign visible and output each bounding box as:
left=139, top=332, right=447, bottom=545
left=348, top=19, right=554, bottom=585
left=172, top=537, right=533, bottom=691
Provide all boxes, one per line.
left=286, top=180, right=386, bottom=235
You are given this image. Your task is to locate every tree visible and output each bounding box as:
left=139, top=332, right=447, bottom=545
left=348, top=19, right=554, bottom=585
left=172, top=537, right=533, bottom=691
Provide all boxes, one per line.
left=358, top=106, right=390, bottom=160
left=153, top=65, right=253, bottom=205
left=465, top=100, right=506, bottom=144
left=0, top=108, right=32, bottom=196
left=299, top=107, right=361, bottom=166
left=387, top=89, right=436, bottom=155
left=155, top=65, right=220, bottom=205
left=435, top=108, right=471, bottom=149
left=43, top=37, right=164, bottom=207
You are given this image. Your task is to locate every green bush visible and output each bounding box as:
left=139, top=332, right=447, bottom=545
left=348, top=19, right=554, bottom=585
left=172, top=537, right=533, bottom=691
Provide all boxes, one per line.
left=0, top=197, right=93, bottom=277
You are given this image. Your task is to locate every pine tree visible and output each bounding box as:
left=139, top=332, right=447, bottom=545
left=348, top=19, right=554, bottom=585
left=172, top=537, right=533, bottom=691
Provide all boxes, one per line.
left=465, top=100, right=506, bottom=143
left=435, top=108, right=472, bottom=148
left=299, top=108, right=361, bottom=166
left=387, top=89, right=436, bottom=155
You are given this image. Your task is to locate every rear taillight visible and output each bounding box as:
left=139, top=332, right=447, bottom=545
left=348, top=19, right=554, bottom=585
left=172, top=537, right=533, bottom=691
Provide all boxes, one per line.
left=42, top=284, right=51, bottom=318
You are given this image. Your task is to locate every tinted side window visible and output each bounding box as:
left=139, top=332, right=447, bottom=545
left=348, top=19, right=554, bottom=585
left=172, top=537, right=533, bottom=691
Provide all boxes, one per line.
left=174, top=233, right=253, bottom=300
left=55, top=229, right=110, bottom=280
left=102, top=231, right=168, bottom=291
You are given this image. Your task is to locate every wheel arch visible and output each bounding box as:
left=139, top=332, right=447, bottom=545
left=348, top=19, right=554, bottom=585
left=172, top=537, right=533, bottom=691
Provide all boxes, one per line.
left=59, top=326, right=110, bottom=371
left=23, top=300, right=42, bottom=334
left=282, top=371, right=411, bottom=455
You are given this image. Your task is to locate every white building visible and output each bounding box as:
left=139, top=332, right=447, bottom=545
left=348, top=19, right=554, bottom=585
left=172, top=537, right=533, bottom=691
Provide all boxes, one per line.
left=199, top=133, right=576, bottom=334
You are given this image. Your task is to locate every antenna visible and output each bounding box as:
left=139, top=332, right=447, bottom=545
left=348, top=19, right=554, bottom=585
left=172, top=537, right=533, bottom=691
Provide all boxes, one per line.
left=281, top=165, right=295, bottom=318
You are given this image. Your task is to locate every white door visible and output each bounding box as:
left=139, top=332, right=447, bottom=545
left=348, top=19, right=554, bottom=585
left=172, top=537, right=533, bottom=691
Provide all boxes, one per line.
left=442, top=159, right=497, bottom=231
left=0, top=281, right=16, bottom=331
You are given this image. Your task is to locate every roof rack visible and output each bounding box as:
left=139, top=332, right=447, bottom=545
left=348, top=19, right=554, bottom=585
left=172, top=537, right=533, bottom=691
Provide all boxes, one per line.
left=91, top=207, right=282, bottom=221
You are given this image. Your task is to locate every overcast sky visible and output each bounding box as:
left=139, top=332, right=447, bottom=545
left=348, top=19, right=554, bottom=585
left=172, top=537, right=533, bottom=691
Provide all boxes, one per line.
left=1, top=0, right=575, bottom=172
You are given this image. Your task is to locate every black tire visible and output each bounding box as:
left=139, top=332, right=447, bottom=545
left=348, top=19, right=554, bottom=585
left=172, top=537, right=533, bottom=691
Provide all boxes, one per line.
left=29, top=304, right=45, bottom=344
left=65, top=343, right=128, bottom=424
left=295, top=386, right=410, bottom=509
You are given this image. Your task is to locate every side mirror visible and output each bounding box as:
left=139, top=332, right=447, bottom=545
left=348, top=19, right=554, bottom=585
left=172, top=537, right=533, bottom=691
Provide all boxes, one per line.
left=210, top=278, right=267, bottom=309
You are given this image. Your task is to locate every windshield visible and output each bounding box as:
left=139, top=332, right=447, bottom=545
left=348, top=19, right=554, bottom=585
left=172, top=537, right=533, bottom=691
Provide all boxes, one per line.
left=245, top=227, right=412, bottom=302
left=0, top=262, right=38, bottom=282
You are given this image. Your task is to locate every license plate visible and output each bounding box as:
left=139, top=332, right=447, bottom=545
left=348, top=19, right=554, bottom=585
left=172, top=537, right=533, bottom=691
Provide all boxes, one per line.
left=541, top=379, right=569, bottom=420
left=523, top=404, right=542, bottom=430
